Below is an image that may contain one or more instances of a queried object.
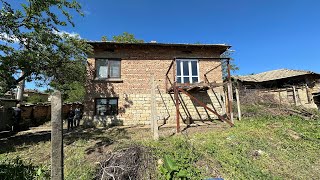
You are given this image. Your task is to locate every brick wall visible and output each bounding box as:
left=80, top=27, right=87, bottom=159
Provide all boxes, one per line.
left=84, top=45, right=226, bottom=126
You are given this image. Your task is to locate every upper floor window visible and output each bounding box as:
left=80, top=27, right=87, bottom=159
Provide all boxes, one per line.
left=96, top=59, right=121, bottom=79
left=176, top=59, right=199, bottom=83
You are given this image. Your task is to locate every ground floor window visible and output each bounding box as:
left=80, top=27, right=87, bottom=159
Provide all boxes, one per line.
left=95, top=98, right=118, bottom=115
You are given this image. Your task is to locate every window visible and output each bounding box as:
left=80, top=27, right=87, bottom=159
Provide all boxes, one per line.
left=96, top=59, right=121, bottom=79
left=95, top=98, right=118, bottom=115
left=176, top=59, right=199, bottom=83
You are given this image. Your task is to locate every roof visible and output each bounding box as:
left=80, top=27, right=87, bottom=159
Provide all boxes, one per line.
left=87, top=41, right=231, bottom=53
left=233, top=69, right=320, bottom=82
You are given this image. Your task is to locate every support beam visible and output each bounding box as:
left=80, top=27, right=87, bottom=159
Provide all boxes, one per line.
left=177, top=88, right=234, bottom=127
left=293, top=86, right=298, bottom=106
left=235, top=86, right=241, bottom=121
left=227, top=59, right=234, bottom=124
left=173, top=59, right=180, bottom=133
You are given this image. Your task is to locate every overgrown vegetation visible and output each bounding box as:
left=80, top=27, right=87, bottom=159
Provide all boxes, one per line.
left=0, top=105, right=319, bottom=179
left=0, top=157, right=49, bottom=179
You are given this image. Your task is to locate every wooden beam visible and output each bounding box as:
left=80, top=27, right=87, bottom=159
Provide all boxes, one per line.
left=177, top=88, right=234, bottom=127
left=235, top=86, right=242, bottom=121
left=227, top=59, right=234, bottom=124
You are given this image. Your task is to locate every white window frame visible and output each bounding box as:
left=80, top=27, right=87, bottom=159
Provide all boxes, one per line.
left=176, top=59, right=199, bottom=83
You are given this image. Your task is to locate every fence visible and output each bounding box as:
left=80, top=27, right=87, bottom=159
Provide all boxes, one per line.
left=0, top=101, right=83, bottom=131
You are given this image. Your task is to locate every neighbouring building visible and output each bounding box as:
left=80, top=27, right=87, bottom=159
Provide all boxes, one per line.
left=84, top=42, right=231, bottom=126
left=232, top=69, right=320, bottom=109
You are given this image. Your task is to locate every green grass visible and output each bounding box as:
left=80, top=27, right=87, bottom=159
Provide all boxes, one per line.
left=144, top=115, right=320, bottom=179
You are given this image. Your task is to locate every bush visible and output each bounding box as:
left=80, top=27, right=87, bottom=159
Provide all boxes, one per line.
left=0, top=157, right=49, bottom=180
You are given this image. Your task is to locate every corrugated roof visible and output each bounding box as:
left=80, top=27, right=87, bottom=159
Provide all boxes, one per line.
left=233, top=69, right=319, bottom=82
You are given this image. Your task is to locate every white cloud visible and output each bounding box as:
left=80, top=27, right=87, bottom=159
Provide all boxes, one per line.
left=52, top=30, right=81, bottom=38
left=0, top=33, right=19, bottom=43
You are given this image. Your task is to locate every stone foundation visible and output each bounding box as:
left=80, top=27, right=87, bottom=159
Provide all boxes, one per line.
left=84, top=89, right=225, bottom=126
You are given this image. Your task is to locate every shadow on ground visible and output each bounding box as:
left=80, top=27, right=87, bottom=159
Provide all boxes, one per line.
left=0, top=130, right=51, bottom=154
left=0, top=125, right=130, bottom=155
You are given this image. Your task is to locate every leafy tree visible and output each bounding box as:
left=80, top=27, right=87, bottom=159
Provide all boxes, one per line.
left=27, top=94, right=47, bottom=104
left=221, top=50, right=239, bottom=79
left=0, top=0, right=92, bottom=96
left=55, top=81, right=85, bottom=103
left=102, top=32, right=144, bottom=43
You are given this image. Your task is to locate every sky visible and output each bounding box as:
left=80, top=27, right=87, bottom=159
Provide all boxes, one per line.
left=12, top=0, right=320, bottom=90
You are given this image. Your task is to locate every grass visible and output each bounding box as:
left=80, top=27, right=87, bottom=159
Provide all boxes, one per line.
left=0, top=109, right=319, bottom=179
left=143, top=115, right=320, bottom=179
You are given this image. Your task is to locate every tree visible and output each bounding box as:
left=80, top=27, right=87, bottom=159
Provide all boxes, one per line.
left=101, top=32, right=144, bottom=43
left=0, top=0, right=92, bottom=96
left=221, top=50, right=239, bottom=79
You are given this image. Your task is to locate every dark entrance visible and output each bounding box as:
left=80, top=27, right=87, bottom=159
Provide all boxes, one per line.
left=312, top=93, right=320, bottom=110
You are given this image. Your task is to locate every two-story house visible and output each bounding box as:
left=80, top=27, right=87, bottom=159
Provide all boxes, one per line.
left=84, top=42, right=231, bottom=127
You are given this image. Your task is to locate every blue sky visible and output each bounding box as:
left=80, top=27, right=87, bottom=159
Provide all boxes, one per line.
left=22, top=0, right=320, bottom=90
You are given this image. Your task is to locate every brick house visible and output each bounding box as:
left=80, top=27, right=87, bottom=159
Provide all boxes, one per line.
left=84, top=42, right=231, bottom=126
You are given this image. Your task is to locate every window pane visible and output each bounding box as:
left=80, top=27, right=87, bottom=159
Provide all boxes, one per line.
left=192, top=77, right=198, bottom=83
left=109, top=99, right=117, bottom=105
left=96, top=105, right=107, bottom=115
left=96, top=99, right=107, bottom=105
left=184, top=77, right=190, bottom=83
left=176, top=60, right=181, bottom=76
left=177, top=77, right=181, bottom=83
left=183, top=61, right=189, bottom=76
left=96, top=98, right=118, bottom=115
left=109, top=61, right=120, bottom=78
left=191, top=61, right=198, bottom=76
left=96, top=59, right=108, bottom=78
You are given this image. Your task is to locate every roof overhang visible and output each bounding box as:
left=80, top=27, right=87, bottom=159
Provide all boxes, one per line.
left=87, top=41, right=231, bottom=55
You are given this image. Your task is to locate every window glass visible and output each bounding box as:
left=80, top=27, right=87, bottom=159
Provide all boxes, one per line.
left=95, top=98, right=118, bottom=115
left=191, top=61, right=198, bottom=76
left=96, top=59, right=108, bottom=78
left=109, top=61, right=120, bottom=78
left=184, top=77, right=190, bottom=83
left=176, top=60, right=181, bottom=75
left=183, top=61, right=189, bottom=76
left=177, top=77, right=182, bottom=83
left=192, top=77, right=198, bottom=83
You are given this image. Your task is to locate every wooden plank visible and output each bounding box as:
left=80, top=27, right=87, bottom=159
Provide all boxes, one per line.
left=235, top=87, right=242, bottom=121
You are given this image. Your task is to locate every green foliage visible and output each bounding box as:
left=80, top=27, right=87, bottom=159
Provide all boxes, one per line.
left=221, top=50, right=239, bottom=79
left=102, top=32, right=144, bottom=43
left=0, top=0, right=92, bottom=94
left=26, top=94, right=47, bottom=104
left=145, top=137, right=203, bottom=179
left=160, top=155, right=190, bottom=180
left=0, top=157, right=49, bottom=180
left=63, top=81, right=85, bottom=102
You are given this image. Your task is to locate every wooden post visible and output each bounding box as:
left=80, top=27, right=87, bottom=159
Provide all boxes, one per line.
left=235, top=86, right=241, bottom=121
left=150, top=75, right=159, bottom=140
left=224, top=92, right=229, bottom=116
left=278, top=91, right=282, bottom=106
left=221, top=91, right=226, bottom=115
left=292, top=86, right=297, bottom=106
left=173, top=59, right=180, bottom=133
left=306, top=84, right=311, bottom=103
left=227, top=59, right=234, bottom=124
left=51, top=91, right=63, bottom=180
